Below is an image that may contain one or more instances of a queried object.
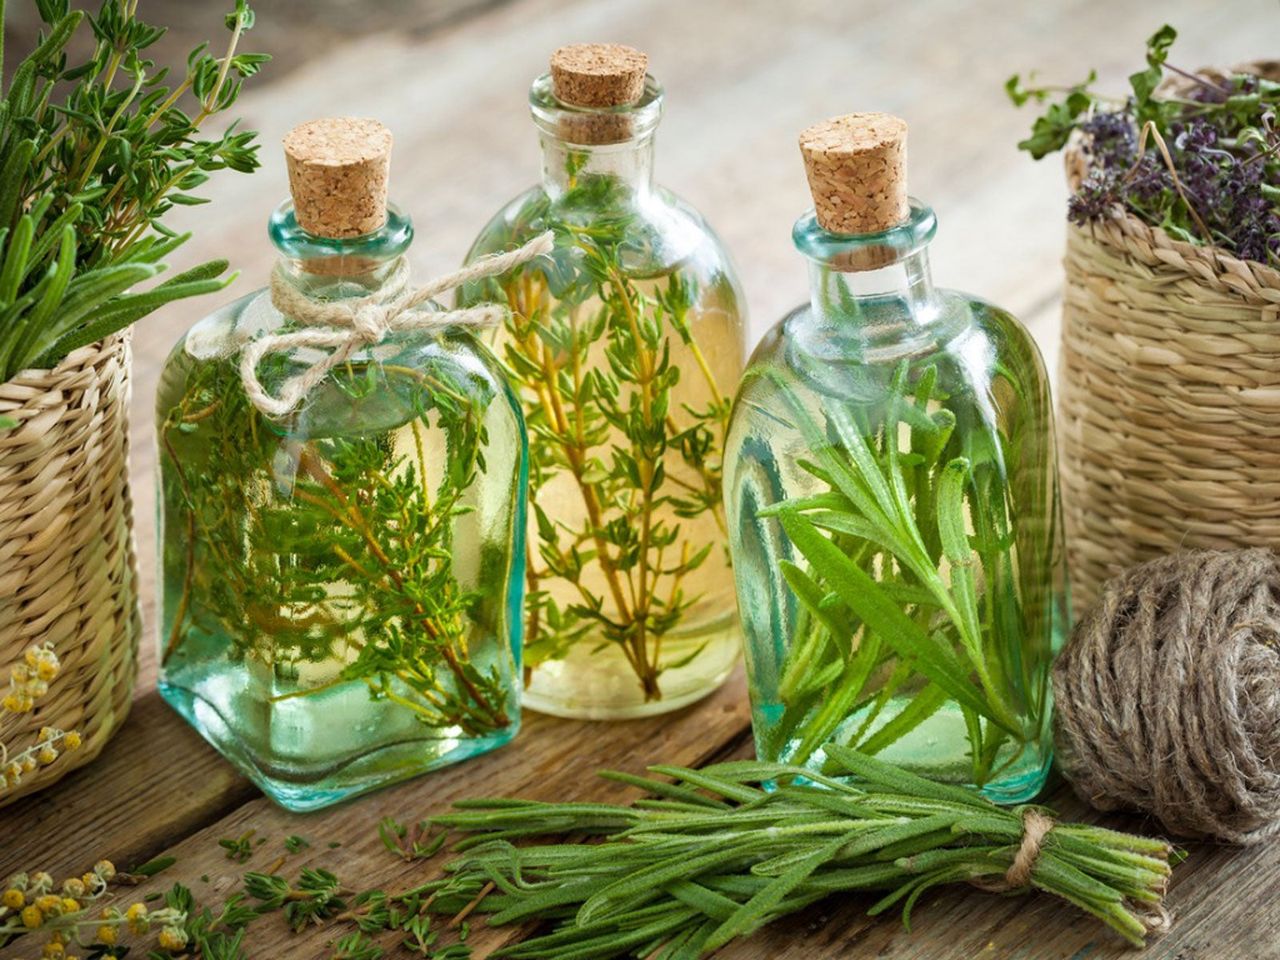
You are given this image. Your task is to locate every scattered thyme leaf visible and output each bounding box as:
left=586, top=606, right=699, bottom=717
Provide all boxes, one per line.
left=129, top=856, right=177, bottom=879
left=378, top=817, right=443, bottom=862
left=219, top=830, right=257, bottom=864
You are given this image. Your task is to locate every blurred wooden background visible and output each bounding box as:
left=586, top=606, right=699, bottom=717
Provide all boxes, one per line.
left=3, top=2, right=1277, bottom=957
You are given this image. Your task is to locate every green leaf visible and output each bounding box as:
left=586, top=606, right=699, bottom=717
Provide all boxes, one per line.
left=1130, top=25, right=1177, bottom=111
left=7, top=225, right=75, bottom=372
left=129, top=855, right=177, bottom=878
left=777, top=507, right=1006, bottom=730
left=855, top=682, right=949, bottom=756
left=936, top=457, right=981, bottom=649
left=36, top=261, right=231, bottom=367
left=823, top=744, right=995, bottom=808
left=0, top=213, right=34, bottom=305
left=701, top=832, right=853, bottom=951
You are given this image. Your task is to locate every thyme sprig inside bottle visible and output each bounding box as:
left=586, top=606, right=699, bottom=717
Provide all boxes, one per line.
left=156, top=119, right=526, bottom=811
left=460, top=44, right=747, bottom=719
left=725, top=114, right=1068, bottom=803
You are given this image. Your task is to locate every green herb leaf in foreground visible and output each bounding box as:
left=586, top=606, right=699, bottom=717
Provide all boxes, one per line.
left=420, top=749, right=1175, bottom=957
left=0, top=0, right=267, bottom=379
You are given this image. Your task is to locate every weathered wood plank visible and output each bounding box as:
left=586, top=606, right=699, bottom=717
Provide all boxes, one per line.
left=0, top=670, right=754, bottom=959
left=0, top=691, right=257, bottom=882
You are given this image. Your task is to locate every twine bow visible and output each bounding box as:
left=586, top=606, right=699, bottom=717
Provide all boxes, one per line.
left=239, top=231, right=554, bottom=417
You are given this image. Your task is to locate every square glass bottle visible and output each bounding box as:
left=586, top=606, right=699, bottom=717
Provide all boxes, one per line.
left=725, top=115, right=1069, bottom=803
left=155, top=119, right=526, bottom=810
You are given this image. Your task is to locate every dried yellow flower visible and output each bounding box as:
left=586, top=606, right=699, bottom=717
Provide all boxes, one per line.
left=157, top=926, right=188, bottom=950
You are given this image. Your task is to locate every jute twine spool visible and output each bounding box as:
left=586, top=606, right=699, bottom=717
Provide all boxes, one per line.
left=1054, top=549, right=1280, bottom=844
left=0, top=334, right=141, bottom=806
left=1057, top=60, right=1280, bottom=614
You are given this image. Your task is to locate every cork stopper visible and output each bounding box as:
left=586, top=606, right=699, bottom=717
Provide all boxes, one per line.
left=283, top=118, right=393, bottom=239
left=799, top=113, right=908, bottom=235
left=550, top=43, right=648, bottom=107
left=548, top=44, right=648, bottom=145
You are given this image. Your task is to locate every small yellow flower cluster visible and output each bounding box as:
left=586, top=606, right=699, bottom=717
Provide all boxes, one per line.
left=1, top=642, right=83, bottom=797
left=0, top=861, right=116, bottom=959
left=0, top=859, right=191, bottom=957
left=0, top=726, right=83, bottom=796
left=2, top=643, right=61, bottom=714
left=98, top=900, right=188, bottom=950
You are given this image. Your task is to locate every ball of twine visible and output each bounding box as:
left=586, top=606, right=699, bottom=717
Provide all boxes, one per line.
left=1053, top=548, right=1280, bottom=845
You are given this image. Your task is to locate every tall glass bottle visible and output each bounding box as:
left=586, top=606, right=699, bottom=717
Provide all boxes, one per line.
left=460, top=44, right=746, bottom=719
left=725, top=114, right=1068, bottom=803
left=156, top=119, right=525, bottom=811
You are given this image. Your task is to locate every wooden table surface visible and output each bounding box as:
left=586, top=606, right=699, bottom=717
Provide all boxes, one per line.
left=4, top=1, right=1279, bottom=957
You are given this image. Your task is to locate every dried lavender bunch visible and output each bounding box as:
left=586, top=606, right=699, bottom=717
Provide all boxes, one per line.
left=1007, top=25, right=1279, bottom=266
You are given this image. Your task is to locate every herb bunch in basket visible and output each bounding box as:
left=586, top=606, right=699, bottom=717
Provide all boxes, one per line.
left=0, top=0, right=267, bottom=382
left=1008, top=25, right=1278, bottom=265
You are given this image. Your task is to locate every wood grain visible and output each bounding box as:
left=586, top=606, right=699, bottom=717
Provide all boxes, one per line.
left=3, top=0, right=1278, bottom=957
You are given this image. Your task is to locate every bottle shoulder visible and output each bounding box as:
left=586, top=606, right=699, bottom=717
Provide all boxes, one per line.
left=735, top=287, right=1048, bottom=412
left=159, top=290, right=522, bottom=440
left=467, top=181, right=740, bottom=285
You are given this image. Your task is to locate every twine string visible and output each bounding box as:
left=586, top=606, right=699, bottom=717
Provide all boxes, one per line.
left=1053, top=549, right=1280, bottom=845
left=239, top=230, right=554, bottom=417
left=970, top=808, right=1056, bottom=892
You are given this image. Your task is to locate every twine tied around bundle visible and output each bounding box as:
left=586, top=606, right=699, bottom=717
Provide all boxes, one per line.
left=969, top=808, right=1055, bottom=893
left=239, top=231, right=554, bottom=417
left=1054, top=549, right=1280, bottom=845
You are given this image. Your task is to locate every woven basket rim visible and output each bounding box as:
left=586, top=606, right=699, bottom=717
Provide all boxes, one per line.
left=1063, top=59, right=1280, bottom=297
left=0, top=332, right=132, bottom=400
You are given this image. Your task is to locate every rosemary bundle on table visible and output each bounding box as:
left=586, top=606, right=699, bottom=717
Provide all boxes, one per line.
left=419, top=748, right=1176, bottom=957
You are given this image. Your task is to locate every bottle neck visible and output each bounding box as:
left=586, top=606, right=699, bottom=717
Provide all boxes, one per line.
left=539, top=133, right=656, bottom=201
left=268, top=200, right=414, bottom=301
left=529, top=71, right=663, bottom=203
left=795, top=201, right=940, bottom=340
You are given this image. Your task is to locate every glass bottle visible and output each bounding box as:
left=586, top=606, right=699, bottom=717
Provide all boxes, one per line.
left=156, top=119, right=525, bottom=811
left=725, top=114, right=1068, bottom=803
left=460, top=44, right=746, bottom=719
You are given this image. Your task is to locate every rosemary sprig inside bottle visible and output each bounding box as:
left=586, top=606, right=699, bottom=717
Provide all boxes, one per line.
left=747, top=359, right=1057, bottom=793
left=420, top=748, right=1176, bottom=957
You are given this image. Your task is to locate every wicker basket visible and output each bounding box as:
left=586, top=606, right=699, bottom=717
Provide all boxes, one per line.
left=1058, top=61, right=1280, bottom=613
left=0, top=334, right=141, bottom=806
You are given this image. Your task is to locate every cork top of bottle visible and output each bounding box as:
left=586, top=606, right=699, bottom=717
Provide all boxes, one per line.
left=550, top=43, right=648, bottom=108
left=283, top=117, right=393, bottom=239
left=799, top=113, right=908, bottom=235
